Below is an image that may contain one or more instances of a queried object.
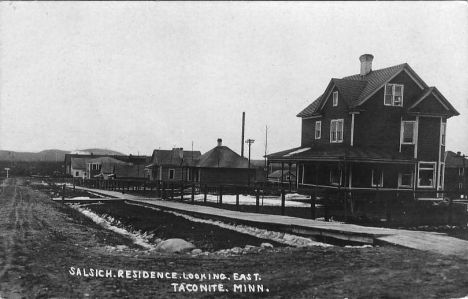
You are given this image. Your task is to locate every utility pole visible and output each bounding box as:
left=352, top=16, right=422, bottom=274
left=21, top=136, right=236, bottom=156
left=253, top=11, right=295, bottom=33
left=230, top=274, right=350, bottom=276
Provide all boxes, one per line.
left=245, top=139, right=255, bottom=186
left=241, top=112, right=245, bottom=157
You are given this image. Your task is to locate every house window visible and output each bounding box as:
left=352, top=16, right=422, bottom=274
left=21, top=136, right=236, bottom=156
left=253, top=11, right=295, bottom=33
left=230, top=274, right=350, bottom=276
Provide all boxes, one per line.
left=333, top=91, right=338, bottom=107
left=401, top=121, right=416, bottom=144
left=371, top=168, right=384, bottom=187
left=417, top=162, right=436, bottom=188
left=187, top=169, right=191, bottom=181
left=384, top=84, right=404, bottom=106
left=315, top=121, right=321, bottom=139
left=169, top=169, right=175, bottom=180
left=398, top=169, right=413, bottom=188
left=460, top=168, right=465, bottom=176
left=330, top=119, right=344, bottom=143
left=75, top=171, right=79, bottom=176
left=441, top=123, right=446, bottom=146
left=330, top=166, right=341, bottom=185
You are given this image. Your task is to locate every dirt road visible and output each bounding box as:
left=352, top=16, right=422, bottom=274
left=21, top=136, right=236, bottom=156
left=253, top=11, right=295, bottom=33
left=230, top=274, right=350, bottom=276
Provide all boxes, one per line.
left=2, top=178, right=468, bottom=299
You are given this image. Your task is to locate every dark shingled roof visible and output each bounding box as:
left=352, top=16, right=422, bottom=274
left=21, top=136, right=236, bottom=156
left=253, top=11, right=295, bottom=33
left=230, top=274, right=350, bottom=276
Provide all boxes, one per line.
left=267, top=145, right=416, bottom=163
left=70, top=158, right=87, bottom=170
left=195, top=146, right=249, bottom=168
left=298, top=63, right=417, bottom=118
left=342, top=63, right=409, bottom=106
left=296, top=96, right=322, bottom=117
left=151, top=149, right=201, bottom=166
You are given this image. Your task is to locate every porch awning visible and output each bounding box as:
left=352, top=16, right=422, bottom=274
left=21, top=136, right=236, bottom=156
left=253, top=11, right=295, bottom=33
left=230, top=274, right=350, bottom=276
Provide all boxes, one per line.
left=145, top=163, right=157, bottom=169
left=266, top=146, right=416, bottom=164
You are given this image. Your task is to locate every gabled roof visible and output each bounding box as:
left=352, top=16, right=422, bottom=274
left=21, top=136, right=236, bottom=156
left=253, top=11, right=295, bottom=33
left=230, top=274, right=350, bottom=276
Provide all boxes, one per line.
left=151, top=148, right=201, bottom=166
left=408, top=87, right=460, bottom=116
left=342, top=63, right=412, bottom=106
left=296, top=62, right=457, bottom=118
left=195, top=146, right=249, bottom=168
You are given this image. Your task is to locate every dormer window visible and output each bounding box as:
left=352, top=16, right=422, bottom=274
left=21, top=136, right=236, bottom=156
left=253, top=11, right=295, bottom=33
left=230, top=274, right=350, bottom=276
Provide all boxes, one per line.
left=384, top=84, right=404, bottom=106
left=333, top=91, right=338, bottom=107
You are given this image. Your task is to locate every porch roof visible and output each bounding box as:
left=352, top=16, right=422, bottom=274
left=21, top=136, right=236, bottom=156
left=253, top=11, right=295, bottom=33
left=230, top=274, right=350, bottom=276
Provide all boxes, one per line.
left=267, top=146, right=416, bottom=164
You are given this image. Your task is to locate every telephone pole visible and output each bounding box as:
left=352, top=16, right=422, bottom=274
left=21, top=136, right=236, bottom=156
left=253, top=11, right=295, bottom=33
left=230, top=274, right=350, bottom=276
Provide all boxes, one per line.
left=245, top=139, right=255, bottom=186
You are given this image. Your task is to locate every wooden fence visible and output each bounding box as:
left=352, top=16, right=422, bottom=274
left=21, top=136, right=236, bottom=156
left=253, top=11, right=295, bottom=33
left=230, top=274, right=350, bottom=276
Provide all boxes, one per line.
left=71, top=178, right=468, bottom=227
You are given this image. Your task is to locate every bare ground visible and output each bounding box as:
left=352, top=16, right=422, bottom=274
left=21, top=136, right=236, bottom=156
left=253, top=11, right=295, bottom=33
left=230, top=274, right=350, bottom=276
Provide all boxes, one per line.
left=1, top=178, right=468, bottom=299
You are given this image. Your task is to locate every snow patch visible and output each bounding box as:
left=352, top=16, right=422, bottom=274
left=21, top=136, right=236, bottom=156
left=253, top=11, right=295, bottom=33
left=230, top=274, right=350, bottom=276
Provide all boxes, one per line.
left=127, top=202, right=332, bottom=248
left=284, top=148, right=310, bottom=157
left=71, top=206, right=157, bottom=250
left=190, top=194, right=313, bottom=208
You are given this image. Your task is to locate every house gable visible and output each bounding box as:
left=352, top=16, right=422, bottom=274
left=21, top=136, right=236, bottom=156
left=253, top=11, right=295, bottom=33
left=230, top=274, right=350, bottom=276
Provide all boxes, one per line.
left=408, top=87, right=459, bottom=116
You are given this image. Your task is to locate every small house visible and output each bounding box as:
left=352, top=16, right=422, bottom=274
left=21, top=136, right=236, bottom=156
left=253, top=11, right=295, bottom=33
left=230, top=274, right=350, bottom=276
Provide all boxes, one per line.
left=193, top=139, right=256, bottom=185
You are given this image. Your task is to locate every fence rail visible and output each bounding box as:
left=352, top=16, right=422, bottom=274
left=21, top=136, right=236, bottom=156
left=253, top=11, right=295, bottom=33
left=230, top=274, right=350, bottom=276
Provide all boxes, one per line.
left=68, top=178, right=467, bottom=227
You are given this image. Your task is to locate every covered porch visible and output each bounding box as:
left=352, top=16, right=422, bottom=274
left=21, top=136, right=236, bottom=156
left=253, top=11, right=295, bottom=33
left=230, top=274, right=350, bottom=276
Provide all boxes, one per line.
left=267, top=146, right=418, bottom=192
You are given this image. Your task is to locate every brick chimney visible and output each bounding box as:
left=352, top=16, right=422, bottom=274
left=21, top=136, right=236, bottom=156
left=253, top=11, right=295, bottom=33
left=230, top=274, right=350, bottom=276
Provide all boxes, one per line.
left=359, top=54, right=374, bottom=76
left=217, top=138, right=222, bottom=147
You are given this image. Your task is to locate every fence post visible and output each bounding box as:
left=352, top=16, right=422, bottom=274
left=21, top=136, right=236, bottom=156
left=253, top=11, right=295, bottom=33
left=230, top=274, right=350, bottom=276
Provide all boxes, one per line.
left=219, top=185, right=223, bottom=205
left=181, top=183, right=184, bottom=201
left=236, top=193, right=240, bottom=211
left=62, top=184, right=65, bottom=203
left=324, top=189, right=330, bottom=222
left=256, top=188, right=260, bottom=213
left=191, top=184, right=195, bottom=204
left=448, top=196, right=453, bottom=226
left=171, top=183, right=174, bottom=200
left=157, top=181, right=160, bottom=198
left=73, top=181, right=76, bottom=193
left=341, top=187, right=347, bottom=222
left=311, top=191, right=316, bottom=220
left=281, top=188, right=285, bottom=216
left=204, top=184, right=207, bottom=204
left=161, top=181, right=165, bottom=199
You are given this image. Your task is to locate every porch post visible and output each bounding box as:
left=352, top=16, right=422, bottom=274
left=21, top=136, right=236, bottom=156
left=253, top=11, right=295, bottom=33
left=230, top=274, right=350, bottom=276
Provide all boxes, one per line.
left=295, top=162, right=299, bottom=189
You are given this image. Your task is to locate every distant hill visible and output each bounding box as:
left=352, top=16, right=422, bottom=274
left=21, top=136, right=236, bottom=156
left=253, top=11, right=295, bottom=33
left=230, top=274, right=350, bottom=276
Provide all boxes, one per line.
left=0, top=148, right=125, bottom=161
left=0, top=149, right=69, bottom=162
left=71, top=148, right=125, bottom=156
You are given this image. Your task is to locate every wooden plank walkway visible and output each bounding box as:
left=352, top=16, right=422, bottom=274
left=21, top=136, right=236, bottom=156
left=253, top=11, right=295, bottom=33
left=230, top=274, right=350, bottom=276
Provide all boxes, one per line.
left=66, top=186, right=468, bottom=259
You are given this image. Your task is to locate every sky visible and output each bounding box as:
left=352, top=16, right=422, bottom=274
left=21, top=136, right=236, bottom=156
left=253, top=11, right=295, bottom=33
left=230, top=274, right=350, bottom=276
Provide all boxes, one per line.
left=0, top=2, right=467, bottom=160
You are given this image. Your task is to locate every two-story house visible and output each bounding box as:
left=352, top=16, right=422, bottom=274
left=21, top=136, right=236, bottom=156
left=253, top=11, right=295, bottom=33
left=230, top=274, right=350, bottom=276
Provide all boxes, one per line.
left=267, top=54, right=459, bottom=195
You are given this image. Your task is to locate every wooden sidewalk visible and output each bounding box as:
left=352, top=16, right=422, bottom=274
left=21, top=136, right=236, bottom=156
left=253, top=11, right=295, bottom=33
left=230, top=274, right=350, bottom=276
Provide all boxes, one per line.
left=67, top=186, right=468, bottom=259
